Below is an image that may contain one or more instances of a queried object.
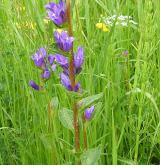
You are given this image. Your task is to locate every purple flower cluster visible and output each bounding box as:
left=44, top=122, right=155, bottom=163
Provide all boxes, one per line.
left=29, top=41, right=84, bottom=92
left=45, top=0, right=84, bottom=92
left=29, top=0, right=96, bottom=125
left=45, top=0, right=66, bottom=26
left=47, top=41, right=84, bottom=92
left=29, top=1, right=84, bottom=93
left=29, top=48, right=52, bottom=90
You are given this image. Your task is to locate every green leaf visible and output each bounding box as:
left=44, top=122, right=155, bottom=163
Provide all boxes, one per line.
left=67, top=90, right=83, bottom=100
left=81, top=147, right=101, bottom=165
left=50, top=97, right=59, bottom=110
left=40, top=134, right=54, bottom=150
left=91, top=102, right=103, bottom=121
left=78, top=93, right=103, bottom=110
left=94, top=102, right=103, bottom=112
left=118, top=157, right=134, bottom=165
left=58, top=108, right=74, bottom=130
left=72, top=0, right=75, bottom=8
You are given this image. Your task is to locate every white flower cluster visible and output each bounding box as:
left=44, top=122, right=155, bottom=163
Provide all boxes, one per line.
left=102, top=15, right=138, bottom=27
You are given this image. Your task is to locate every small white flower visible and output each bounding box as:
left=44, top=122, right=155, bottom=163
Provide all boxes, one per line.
left=111, top=15, right=117, bottom=20
left=118, top=15, right=126, bottom=21
left=129, top=20, right=138, bottom=25
left=105, top=20, right=113, bottom=26
left=102, top=14, right=138, bottom=28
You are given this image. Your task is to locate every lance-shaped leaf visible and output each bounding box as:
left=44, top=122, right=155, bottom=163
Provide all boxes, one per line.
left=78, top=93, right=103, bottom=110
left=81, top=147, right=101, bottom=165
left=50, top=97, right=59, bottom=110
left=58, top=108, right=74, bottom=130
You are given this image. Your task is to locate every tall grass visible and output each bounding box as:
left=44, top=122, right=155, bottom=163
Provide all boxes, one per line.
left=0, top=0, right=160, bottom=164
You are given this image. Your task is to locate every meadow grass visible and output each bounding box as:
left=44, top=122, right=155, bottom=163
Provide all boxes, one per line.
left=0, top=0, right=160, bottom=164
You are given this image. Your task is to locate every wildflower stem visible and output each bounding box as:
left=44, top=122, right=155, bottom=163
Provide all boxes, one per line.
left=48, top=101, right=52, bottom=131
left=82, top=115, right=87, bottom=150
left=124, top=56, right=129, bottom=91
left=66, top=0, right=80, bottom=154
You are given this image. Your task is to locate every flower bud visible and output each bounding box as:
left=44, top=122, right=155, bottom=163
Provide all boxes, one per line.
left=84, top=106, right=95, bottom=120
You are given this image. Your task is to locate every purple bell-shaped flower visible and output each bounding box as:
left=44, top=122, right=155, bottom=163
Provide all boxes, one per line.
left=31, top=48, right=47, bottom=69
left=45, top=0, right=66, bottom=26
left=60, top=73, right=80, bottom=92
left=29, top=80, right=40, bottom=91
left=84, top=106, right=95, bottom=120
left=54, top=31, right=74, bottom=52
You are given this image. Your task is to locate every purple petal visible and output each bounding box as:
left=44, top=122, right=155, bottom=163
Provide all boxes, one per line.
left=63, top=66, right=69, bottom=76
left=29, top=80, right=40, bottom=91
left=54, top=31, right=74, bottom=52
left=38, top=48, right=47, bottom=59
left=54, top=54, right=68, bottom=67
left=59, top=0, right=65, bottom=8
left=74, top=46, right=84, bottom=69
left=45, top=0, right=66, bottom=26
left=60, top=31, right=68, bottom=39
left=31, top=48, right=47, bottom=68
left=74, top=82, right=80, bottom=92
left=51, top=64, right=57, bottom=71
left=54, top=31, right=60, bottom=43
left=41, top=69, right=51, bottom=79
left=60, top=73, right=72, bottom=91
left=45, top=2, right=56, bottom=10
left=84, top=106, right=95, bottom=120
left=48, top=54, right=55, bottom=65
left=69, top=37, right=74, bottom=43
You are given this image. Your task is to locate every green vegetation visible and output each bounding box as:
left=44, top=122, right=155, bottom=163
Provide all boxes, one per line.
left=0, top=0, right=160, bottom=164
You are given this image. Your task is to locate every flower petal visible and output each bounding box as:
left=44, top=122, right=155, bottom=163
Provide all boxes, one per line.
left=45, top=0, right=66, bottom=26
left=48, top=54, right=55, bottom=65
left=31, top=48, right=47, bottom=68
left=54, top=31, right=74, bottom=52
left=29, top=80, right=40, bottom=91
left=60, top=73, right=72, bottom=91
left=84, top=106, right=95, bottom=120
left=74, top=82, right=80, bottom=92
left=74, top=46, right=84, bottom=69
left=41, top=69, right=51, bottom=79
left=54, top=54, right=68, bottom=67
left=51, top=64, right=57, bottom=71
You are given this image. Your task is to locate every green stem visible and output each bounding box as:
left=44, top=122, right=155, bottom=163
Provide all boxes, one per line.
left=82, top=115, right=87, bottom=150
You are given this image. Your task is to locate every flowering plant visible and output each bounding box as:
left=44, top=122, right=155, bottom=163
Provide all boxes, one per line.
left=29, top=0, right=102, bottom=164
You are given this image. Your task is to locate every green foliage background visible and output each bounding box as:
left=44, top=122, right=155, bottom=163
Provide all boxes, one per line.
left=0, top=0, right=160, bottom=164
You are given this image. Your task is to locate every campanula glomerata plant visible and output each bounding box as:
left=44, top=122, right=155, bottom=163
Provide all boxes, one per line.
left=29, top=0, right=102, bottom=164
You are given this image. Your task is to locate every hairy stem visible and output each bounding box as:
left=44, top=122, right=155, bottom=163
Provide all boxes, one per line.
left=66, top=0, right=80, bottom=153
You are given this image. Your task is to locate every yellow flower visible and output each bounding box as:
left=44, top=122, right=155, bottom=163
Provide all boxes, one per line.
left=96, top=23, right=104, bottom=29
left=96, top=22, right=110, bottom=32
left=57, top=29, right=63, bottom=33
left=43, top=19, right=49, bottom=24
